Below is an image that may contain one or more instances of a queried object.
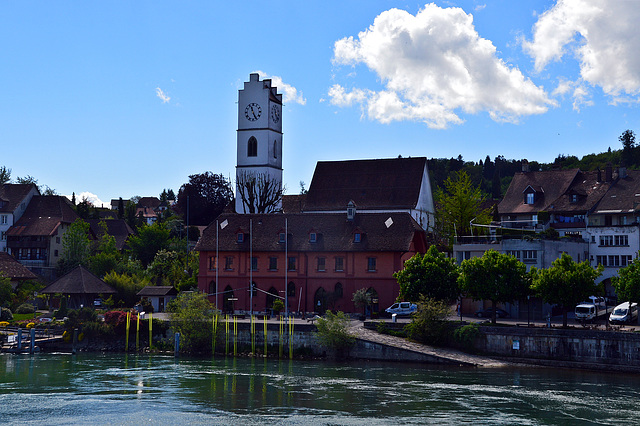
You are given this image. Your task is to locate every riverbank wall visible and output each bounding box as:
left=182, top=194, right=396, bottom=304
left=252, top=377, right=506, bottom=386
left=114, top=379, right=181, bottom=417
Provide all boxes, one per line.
left=475, top=325, right=640, bottom=371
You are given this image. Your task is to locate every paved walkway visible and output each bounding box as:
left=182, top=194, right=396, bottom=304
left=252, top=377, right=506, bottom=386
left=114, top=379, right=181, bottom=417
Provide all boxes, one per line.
left=348, top=321, right=508, bottom=368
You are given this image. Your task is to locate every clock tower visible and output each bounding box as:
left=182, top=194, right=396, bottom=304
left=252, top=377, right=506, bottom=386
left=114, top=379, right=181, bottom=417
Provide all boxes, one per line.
left=235, top=73, right=283, bottom=213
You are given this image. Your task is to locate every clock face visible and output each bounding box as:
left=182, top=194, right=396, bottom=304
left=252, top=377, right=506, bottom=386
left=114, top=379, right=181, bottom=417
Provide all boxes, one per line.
left=245, top=103, right=262, bottom=121
left=271, top=105, right=280, bottom=123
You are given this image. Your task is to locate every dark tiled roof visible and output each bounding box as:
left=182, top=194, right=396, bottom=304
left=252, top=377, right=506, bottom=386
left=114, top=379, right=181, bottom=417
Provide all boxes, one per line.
left=40, top=265, right=116, bottom=295
left=498, top=169, right=579, bottom=215
left=303, top=157, right=427, bottom=211
left=138, top=197, right=161, bottom=209
left=0, top=252, right=38, bottom=280
left=549, top=171, right=610, bottom=214
left=0, top=184, right=38, bottom=213
left=137, top=286, right=178, bottom=297
left=195, top=212, right=425, bottom=253
left=281, top=194, right=306, bottom=213
left=593, top=170, right=640, bottom=213
left=86, top=219, right=134, bottom=250
left=6, top=196, right=79, bottom=237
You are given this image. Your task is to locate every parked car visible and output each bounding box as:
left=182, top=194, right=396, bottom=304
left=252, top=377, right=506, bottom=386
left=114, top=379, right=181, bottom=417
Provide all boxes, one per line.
left=385, top=302, right=417, bottom=316
left=609, top=302, right=638, bottom=324
left=475, top=307, right=509, bottom=318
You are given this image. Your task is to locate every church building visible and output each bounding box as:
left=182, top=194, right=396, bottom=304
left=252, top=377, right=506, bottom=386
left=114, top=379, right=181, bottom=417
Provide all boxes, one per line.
left=196, top=74, right=432, bottom=316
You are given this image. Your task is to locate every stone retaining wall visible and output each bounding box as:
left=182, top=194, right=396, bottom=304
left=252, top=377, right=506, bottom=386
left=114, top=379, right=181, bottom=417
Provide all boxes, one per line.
left=475, top=326, right=640, bottom=367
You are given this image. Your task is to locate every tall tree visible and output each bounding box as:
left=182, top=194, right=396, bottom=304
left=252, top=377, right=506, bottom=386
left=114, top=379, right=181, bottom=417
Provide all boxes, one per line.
left=531, top=253, right=603, bottom=327
left=176, top=172, right=234, bottom=225
left=619, top=129, right=636, bottom=167
left=394, top=246, right=459, bottom=303
left=0, top=166, right=11, bottom=185
left=117, top=197, right=125, bottom=219
left=435, top=170, right=491, bottom=245
left=58, top=219, right=92, bottom=274
left=612, top=257, right=640, bottom=305
left=236, top=171, right=284, bottom=214
left=127, top=222, right=172, bottom=267
left=458, top=250, right=529, bottom=324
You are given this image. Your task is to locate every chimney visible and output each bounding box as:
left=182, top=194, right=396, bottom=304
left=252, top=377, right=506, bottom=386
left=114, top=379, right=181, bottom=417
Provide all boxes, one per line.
left=605, top=163, right=613, bottom=182
left=347, top=200, right=356, bottom=221
left=522, top=160, right=530, bottom=173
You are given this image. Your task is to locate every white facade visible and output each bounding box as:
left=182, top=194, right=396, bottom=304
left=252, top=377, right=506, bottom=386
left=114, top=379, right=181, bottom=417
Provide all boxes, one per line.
left=0, top=186, right=39, bottom=253
left=235, top=73, right=283, bottom=214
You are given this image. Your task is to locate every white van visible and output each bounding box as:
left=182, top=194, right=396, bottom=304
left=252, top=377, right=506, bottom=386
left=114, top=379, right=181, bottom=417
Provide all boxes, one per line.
left=575, top=303, right=598, bottom=322
left=609, top=302, right=638, bottom=324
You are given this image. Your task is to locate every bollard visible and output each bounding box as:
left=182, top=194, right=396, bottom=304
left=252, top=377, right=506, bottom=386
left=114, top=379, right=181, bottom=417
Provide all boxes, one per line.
left=174, top=332, right=180, bottom=357
left=17, top=328, right=22, bottom=350
left=392, top=313, right=397, bottom=323
left=30, top=328, right=35, bottom=354
left=72, top=328, right=78, bottom=354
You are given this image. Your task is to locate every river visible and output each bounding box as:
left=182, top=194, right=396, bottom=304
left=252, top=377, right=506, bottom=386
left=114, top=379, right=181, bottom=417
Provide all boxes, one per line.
left=0, top=353, right=636, bottom=425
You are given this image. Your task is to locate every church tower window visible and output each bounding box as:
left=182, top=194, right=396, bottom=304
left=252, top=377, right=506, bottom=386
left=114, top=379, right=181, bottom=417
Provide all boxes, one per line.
left=248, top=136, right=257, bottom=157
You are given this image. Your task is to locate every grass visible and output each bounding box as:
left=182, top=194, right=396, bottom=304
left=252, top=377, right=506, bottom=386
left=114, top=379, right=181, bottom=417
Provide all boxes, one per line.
left=12, top=313, right=39, bottom=322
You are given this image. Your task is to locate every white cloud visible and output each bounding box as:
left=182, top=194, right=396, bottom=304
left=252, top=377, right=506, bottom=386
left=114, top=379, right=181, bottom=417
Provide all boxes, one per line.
left=523, top=0, right=640, bottom=102
left=66, top=192, right=108, bottom=209
left=330, top=4, right=553, bottom=128
left=155, top=87, right=171, bottom=103
left=252, top=71, right=306, bottom=105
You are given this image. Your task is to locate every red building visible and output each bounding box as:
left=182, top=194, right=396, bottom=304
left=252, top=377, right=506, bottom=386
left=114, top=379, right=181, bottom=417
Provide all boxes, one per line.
left=195, top=211, right=427, bottom=315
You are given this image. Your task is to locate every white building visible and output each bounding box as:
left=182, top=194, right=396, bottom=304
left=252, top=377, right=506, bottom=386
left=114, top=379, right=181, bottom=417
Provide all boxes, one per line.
left=0, top=184, right=39, bottom=253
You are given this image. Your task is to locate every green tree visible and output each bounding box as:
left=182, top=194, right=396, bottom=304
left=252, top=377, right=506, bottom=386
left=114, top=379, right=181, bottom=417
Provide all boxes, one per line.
left=394, top=245, right=459, bottom=303
left=612, top=257, right=640, bottom=304
left=127, top=222, right=172, bottom=267
left=435, top=170, right=491, bottom=246
left=0, top=273, right=12, bottom=307
left=531, top=253, right=603, bottom=327
left=352, top=288, right=371, bottom=317
left=458, top=250, right=529, bottom=324
left=58, top=219, right=92, bottom=274
left=146, top=249, right=183, bottom=285
left=619, top=129, right=636, bottom=167
left=103, top=271, right=149, bottom=307
left=167, top=292, right=215, bottom=353
left=0, top=166, right=11, bottom=185
left=176, top=172, right=234, bottom=226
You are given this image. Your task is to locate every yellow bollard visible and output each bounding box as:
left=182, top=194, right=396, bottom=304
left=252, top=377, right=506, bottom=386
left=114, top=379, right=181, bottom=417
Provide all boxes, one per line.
left=263, top=315, right=267, bottom=357
left=125, top=312, right=130, bottom=352
left=225, top=315, right=229, bottom=355
left=149, top=312, right=153, bottom=351
left=233, top=316, right=238, bottom=356
left=136, top=312, right=140, bottom=352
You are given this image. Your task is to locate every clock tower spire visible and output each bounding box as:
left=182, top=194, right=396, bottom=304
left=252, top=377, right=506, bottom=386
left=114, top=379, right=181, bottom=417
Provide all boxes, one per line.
left=235, top=73, right=283, bottom=214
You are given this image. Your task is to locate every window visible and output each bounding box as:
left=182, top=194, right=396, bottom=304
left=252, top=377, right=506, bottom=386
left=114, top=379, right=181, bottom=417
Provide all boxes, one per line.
left=247, top=136, right=257, bottom=157
left=237, top=232, right=244, bottom=243
left=251, top=257, right=258, bottom=271
left=591, top=236, right=596, bottom=243
left=622, top=255, right=633, bottom=266
left=317, top=257, right=325, bottom=271
left=0, top=231, right=4, bottom=241
left=522, top=250, right=537, bottom=262
left=209, top=281, right=215, bottom=294
left=287, top=281, right=295, bottom=297
left=335, top=257, right=344, bottom=272
left=269, top=257, right=278, bottom=271
left=614, top=235, right=629, bottom=246
left=334, top=282, right=343, bottom=298
left=571, top=194, right=578, bottom=203
left=54, top=250, right=58, bottom=257
left=599, top=235, right=613, bottom=246
left=354, top=233, right=361, bottom=243
left=309, top=232, right=317, bottom=243
left=596, top=255, right=607, bottom=266
left=609, top=255, right=620, bottom=267
left=279, top=232, right=286, bottom=243
left=525, top=192, right=535, bottom=204
left=506, top=250, right=520, bottom=259
left=367, top=257, right=377, bottom=272
left=288, top=256, right=296, bottom=271
left=273, top=140, right=277, bottom=158
left=56, top=237, right=60, bottom=244
left=621, top=216, right=628, bottom=225
left=209, top=256, right=217, bottom=270
left=0, top=215, right=6, bottom=224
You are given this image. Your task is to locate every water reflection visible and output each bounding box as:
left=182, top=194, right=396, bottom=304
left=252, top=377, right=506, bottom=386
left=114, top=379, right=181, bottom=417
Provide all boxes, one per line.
left=0, top=353, right=637, bottom=424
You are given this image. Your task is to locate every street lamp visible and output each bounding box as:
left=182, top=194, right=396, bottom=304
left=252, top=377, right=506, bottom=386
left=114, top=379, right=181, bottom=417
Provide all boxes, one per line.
left=527, top=295, right=531, bottom=327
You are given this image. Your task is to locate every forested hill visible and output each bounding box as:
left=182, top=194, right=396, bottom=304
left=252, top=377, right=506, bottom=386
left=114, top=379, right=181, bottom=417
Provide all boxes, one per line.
left=428, top=130, right=636, bottom=200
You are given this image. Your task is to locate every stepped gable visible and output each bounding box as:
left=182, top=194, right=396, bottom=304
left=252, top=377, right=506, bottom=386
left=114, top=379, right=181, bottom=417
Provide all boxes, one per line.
left=498, top=169, right=579, bottom=215
left=6, top=195, right=79, bottom=237
left=195, top=212, right=425, bottom=253
left=0, top=184, right=38, bottom=213
left=304, top=157, right=427, bottom=211
left=593, top=169, right=640, bottom=214
left=40, top=265, right=116, bottom=295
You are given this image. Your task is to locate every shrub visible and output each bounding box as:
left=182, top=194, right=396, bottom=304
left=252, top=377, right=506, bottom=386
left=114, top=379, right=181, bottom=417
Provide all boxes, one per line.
left=376, top=321, right=407, bottom=338
left=453, top=323, right=480, bottom=351
left=404, top=297, right=452, bottom=345
left=315, top=311, right=355, bottom=357
left=104, top=310, right=136, bottom=334
left=15, top=303, right=35, bottom=314
left=0, top=308, right=13, bottom=321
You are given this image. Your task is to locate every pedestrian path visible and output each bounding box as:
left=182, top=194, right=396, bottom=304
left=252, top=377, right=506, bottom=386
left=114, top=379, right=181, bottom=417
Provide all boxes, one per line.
left=349, top=321, right=508, bottom=368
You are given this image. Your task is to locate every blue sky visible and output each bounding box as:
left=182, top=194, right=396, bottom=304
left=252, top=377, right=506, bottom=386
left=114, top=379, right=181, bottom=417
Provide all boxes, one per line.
left=2, top=1, right=639, bottom=206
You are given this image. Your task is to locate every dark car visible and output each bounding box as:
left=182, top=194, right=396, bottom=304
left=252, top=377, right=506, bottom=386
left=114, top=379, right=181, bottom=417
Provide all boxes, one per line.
left=475, top=307, right=509, bottom=318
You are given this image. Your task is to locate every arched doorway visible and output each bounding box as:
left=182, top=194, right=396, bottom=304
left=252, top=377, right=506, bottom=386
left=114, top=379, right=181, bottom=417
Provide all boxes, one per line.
left=314, top=287, right=327, bottom=314
left=266, top=286, right=278, bottom=312
left=366, top=287, right=379, bottom=316
left=208, top=280, right=215, bottom=295
left=223, top=285, right=235, bottom=314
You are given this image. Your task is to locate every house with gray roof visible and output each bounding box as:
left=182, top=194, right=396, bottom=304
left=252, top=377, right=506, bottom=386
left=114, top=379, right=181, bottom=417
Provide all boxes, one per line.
left=0, top=183, right=39, bottom=253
